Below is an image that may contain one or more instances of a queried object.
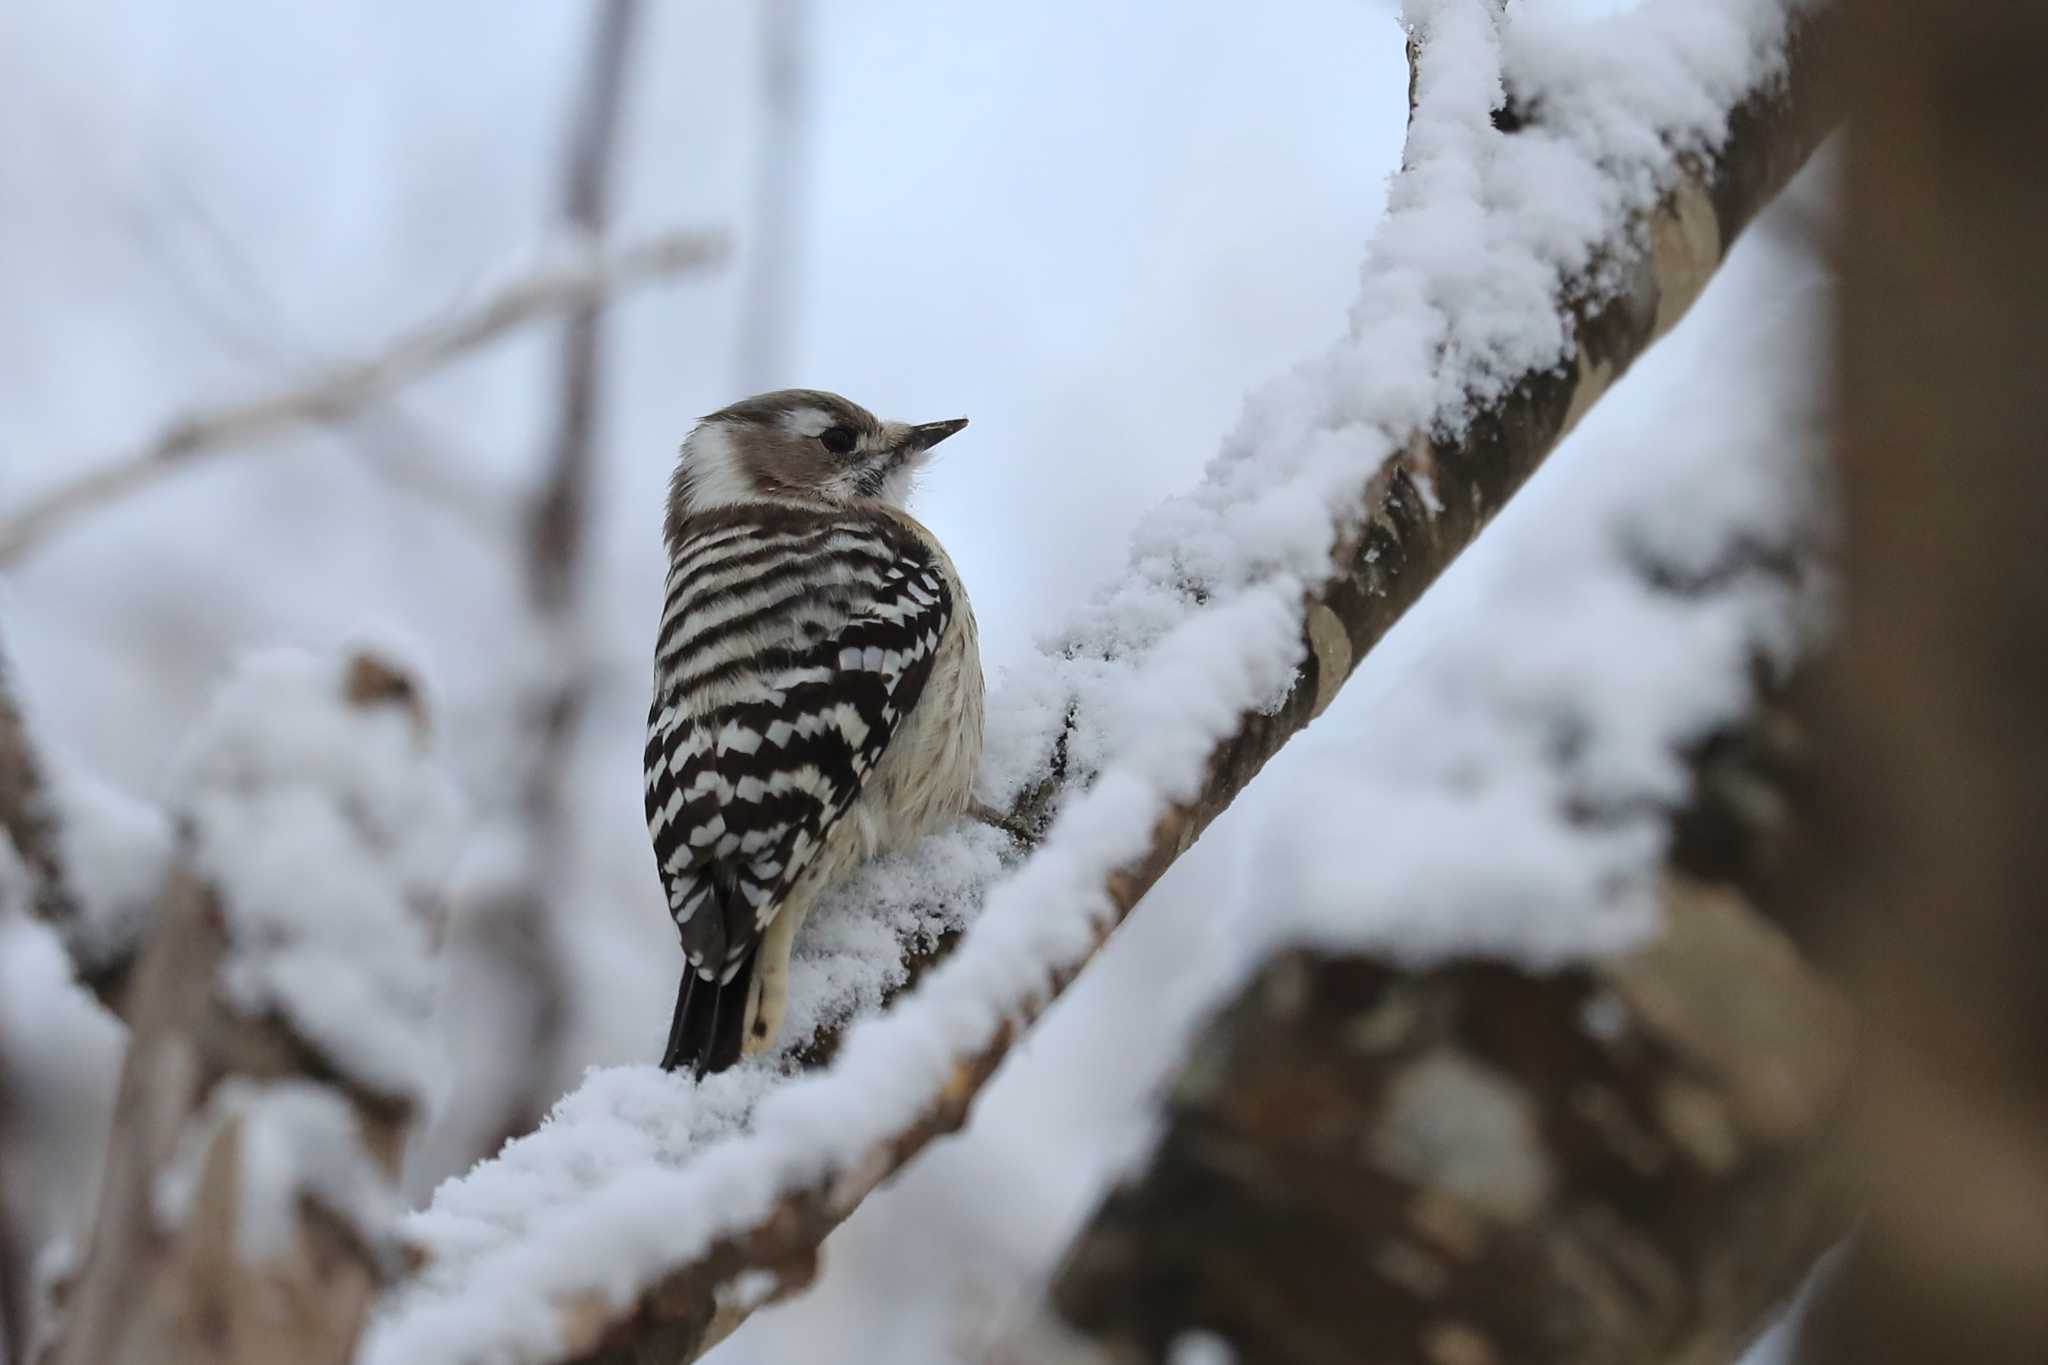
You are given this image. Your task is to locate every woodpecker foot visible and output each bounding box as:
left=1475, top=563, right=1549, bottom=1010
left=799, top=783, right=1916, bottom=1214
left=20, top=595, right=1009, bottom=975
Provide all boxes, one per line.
left=969, top=800, right=1037, bottom=848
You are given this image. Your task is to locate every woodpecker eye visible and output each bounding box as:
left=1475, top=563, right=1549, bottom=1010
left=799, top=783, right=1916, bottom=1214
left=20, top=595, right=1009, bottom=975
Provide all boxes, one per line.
left=819, top=426, right=857, bottom=455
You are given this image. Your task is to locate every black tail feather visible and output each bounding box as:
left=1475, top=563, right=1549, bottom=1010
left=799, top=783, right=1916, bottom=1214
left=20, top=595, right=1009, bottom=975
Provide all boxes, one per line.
left=660, top=951, right=756, bottom=1077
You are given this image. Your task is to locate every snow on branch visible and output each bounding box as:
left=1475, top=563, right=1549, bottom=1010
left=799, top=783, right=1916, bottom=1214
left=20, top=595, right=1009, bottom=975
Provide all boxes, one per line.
left=1050, top=265, right=1847, bottom=1359
left=46, top=649, right=461, bottom=1365
left=0, top=631, right=172, bottom=1010
left=0, top=634, right=75, bottom=938
left=0, top=227, right=726, bottom=567
left=364, top=3, right=1841, bottom=1362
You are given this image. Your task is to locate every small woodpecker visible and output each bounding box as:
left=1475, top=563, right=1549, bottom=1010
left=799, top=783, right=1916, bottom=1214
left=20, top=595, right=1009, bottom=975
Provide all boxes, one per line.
left=645, top=389, right=984, bottom=1076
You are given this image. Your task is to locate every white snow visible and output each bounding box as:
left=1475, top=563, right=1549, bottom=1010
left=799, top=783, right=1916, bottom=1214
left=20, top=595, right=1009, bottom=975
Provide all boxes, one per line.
left=42, top=758, right=175, bottom=979
left=361, top=1, right=1818, bottom=1360
left=1243, top=355, right=1824, bottom=968
left=0, top=684, right=174, bottom=982
left=176, top=648, right=463, bottom=1104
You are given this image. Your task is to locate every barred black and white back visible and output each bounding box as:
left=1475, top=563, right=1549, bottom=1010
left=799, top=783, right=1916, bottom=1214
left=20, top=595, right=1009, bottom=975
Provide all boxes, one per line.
left=646, top=390, right=983, bottom=1075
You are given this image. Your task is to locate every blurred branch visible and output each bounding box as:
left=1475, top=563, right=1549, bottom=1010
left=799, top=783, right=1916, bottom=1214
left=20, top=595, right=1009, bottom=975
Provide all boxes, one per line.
left=45, top=870, right=408, bottom=1365
left=46, top=655, right=438, bottom=1365
left=528, top=0, right=641, bottom=614
left=1793, top=5, right=2048, bottom=1363
left=0, top=226, right=725, bottom=567
left=133, top=178, right=521, bottom=544
left=467, top=0, right=645, bottom=1160
left=1052, top=625, right=1851, bottom=1363
left=0, top=633, right=170, bottom=1016
left=0, top=635, right=75, bottom=937
left=503, top=11, right=1843, bottom=1365
left=334, top=407, right=522, bottom=544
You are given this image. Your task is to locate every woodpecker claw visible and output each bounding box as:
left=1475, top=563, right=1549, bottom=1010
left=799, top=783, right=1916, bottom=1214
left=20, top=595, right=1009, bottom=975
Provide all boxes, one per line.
left=969, top=799, right=1036, bottom=847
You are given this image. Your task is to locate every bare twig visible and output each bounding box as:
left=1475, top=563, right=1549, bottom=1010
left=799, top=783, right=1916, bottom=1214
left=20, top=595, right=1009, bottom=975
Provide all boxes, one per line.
left=468, top=0, right=646, bottom=1159
left=133, top=179, right=521, bottom=543
left=379, top=8, right=1843, bottom=1363
left=334, top=406, right=521, bottom=544
left=0, top=226, right=724, bottom=567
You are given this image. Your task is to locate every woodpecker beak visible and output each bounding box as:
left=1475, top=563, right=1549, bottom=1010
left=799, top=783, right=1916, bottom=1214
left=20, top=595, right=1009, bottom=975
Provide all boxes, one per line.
left=901, top=417, right=969, bottom=455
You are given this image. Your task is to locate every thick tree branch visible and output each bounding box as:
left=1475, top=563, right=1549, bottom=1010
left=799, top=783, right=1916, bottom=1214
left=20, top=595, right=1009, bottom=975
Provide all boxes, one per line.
left=0, top=227, right=724, bottom=567
left=436, top=10, right=1844, bottom=1365
left=1792, top=4, right=2048, bottom=1362
left=1051, top=633, right=1851, bottom=1363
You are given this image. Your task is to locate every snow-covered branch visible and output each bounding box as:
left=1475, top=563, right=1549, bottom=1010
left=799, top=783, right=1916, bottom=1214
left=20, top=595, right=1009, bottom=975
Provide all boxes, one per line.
left=0, top=227, right=726, bottom=568
left=1050, top=461, right=1847, bottom=1360
left=361, top=3, right=1842, bottom=1363
left=46, top=651, right=461, bottom=1365
left=0, top=633, right=170, bottom=1012
left=0, top=635, right=75, bottom=944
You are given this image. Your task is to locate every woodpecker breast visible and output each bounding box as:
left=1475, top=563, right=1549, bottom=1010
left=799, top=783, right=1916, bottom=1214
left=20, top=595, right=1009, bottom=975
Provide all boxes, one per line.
left=644, top=497, right=980, bottom=987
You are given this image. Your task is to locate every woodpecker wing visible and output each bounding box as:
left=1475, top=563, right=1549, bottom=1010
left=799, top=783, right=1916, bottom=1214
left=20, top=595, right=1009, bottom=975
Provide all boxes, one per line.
left=645, top=510, right=953, bottom=984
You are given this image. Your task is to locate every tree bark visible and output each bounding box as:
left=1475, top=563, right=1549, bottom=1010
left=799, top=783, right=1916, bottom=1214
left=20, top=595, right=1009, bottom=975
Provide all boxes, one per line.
left=1052, top=684, right=1852, bottom=1365
left=1791, top=3, right=2048, bottom=1362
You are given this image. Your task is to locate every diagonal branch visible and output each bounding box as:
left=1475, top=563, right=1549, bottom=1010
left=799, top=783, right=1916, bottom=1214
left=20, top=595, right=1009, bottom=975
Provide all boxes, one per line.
left=0, top=226, right=725, bottom=567
left=366, top=5, right=1844, bottom=1363
left=1050, top=526, right=1849, bottom=1361
left=790, top=0, right=1847, bottom=1126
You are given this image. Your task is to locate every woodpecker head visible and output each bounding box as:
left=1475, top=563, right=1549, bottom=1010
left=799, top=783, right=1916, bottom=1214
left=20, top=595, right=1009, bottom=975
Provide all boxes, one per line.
left=667, top=388, right=968, bottom=542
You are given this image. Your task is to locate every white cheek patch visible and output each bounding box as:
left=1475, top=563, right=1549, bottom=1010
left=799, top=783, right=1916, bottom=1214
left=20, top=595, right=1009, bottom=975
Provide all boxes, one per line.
left=680, top=424, right=757, bottom=509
